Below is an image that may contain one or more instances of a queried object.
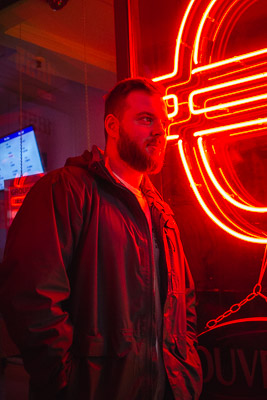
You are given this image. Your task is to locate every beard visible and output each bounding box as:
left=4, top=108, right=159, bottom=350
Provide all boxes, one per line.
left=117, top=126, right=166, bottom=174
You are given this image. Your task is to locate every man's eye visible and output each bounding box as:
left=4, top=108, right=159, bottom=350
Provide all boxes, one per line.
left=140, top=116, right=153, bottom=124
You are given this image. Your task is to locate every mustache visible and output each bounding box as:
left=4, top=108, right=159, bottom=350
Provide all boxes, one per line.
left=146, top=137, right=166, bottom=147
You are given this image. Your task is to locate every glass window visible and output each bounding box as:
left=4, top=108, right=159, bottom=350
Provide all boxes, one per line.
left=0, top=0, right=116, bottom=254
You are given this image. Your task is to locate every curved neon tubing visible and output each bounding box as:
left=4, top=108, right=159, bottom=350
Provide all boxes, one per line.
left=208, top=61, right=267, bottom=82
left=14, top=176, right=27, bottom=187
left=191, top=71, right=267, bottom=96
left=193, top=145, right=264, bottom=237
left=178, top=139, right=267, bottom=243
left=167, top=135, right=179, bottom=141
left=193, top=93, right=267, bottom=115
left=193, top=117, right=267, bottom=137
left=152, top=0, right=267, bottom=81
left=193, top=0, right=218, bottom=65
left=152, top=0, right=196, bottom=82
left=150, top=0, right=267, bottom=242
left=198, top=317, right=267, bottom=335
left=198, top=137, right=267, bottom=212
left=189, top=72, right=267, bottom=114
left=190, top=92, right=267, bottom=115
left=163, top=94, right=179, bottom=118
left=219, top=168, right=256, bottom=207
left=193, top=0, right=267, bottom=66
left=211, top=0, right=240, bottom=56
left=206, top=104, right=267, bottom=122
left=192, top=48, right=267, bottom=74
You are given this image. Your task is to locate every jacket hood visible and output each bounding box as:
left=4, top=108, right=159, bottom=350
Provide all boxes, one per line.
left=64, top=146, right=113, bottom=181
left=65, top=146, right=104, bottom=170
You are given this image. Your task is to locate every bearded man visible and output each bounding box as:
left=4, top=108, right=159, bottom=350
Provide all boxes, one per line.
left=0, top=78, right=202, bottom=400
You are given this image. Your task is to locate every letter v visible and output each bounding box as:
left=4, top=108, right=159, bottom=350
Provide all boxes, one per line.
left=237, top=349, right=258, bottom=387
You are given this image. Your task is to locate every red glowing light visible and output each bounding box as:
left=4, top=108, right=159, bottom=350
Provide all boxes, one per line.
left=193, top=0, right=218, bottom=65
left=189, top=73, right=267, bottom=116
left=151, top=0, right=267, bottom=243
left=163, top=94, right=179, bottom=119
left=5, top=174, right=44, bottom=228
left=192, top=49, right=267, bottom=75
left=178, top=139, right=267, bottom=243
left=152, top=0, right=196, bottom=83
left=197, top=137, right=267, bottom=212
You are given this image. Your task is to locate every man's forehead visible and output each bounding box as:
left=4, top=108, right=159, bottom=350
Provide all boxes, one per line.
left=125, top=90, right=167, bottom=115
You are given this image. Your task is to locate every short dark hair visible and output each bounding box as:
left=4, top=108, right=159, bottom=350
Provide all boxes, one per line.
left=104, top=77, right=165, bottom=140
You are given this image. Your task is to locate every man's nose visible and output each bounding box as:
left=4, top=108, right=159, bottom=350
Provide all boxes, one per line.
left=152, top=120, right=167, bottom=136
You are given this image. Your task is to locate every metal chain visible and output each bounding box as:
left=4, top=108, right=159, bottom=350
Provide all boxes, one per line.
left=205, top=245, right=267, bottom=330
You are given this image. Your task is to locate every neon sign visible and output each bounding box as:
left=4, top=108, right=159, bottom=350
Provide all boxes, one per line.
left=152, top=0, right=267, bottom=244
left=5, top=174, right=44, bottom=228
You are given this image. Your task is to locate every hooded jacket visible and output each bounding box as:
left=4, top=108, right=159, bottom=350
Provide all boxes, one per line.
left=0, top=146, right=202, bottom=399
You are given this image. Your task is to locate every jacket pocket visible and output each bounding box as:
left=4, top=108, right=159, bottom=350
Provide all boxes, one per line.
left=72, top=330, right=134, bottom=358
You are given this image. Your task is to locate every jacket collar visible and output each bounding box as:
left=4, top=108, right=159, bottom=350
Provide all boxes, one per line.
left=67, top=146, right=174, bottom=218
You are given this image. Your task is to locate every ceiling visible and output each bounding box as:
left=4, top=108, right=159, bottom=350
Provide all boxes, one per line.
left=0, top=0, right=117, bottom=92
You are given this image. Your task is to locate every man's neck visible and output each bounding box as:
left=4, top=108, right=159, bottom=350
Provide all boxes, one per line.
left=106, top=156, right=143, bottom=189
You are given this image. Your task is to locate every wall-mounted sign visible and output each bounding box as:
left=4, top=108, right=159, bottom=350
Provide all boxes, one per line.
left=152, top=0, right=267, bottom=244
left=4, top=174, right=44, bottom=228
left=198, top=318, right=267, bottom=399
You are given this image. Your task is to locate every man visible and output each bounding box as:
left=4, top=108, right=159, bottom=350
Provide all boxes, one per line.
left=0, top=78, right=202, bottom=399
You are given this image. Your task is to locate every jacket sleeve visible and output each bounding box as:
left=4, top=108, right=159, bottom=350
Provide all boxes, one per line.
left=0, top=168, right=88, bottom=397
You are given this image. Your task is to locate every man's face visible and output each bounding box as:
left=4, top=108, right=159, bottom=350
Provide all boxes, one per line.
left=116, top=90, right=168, bottom=174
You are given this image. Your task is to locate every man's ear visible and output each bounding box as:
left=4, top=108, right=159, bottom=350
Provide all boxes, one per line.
left=105, top=114, right=119, bottom=139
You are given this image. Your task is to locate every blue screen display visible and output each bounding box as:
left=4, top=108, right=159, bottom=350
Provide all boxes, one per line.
left=0, top=126, right=44, bottom=190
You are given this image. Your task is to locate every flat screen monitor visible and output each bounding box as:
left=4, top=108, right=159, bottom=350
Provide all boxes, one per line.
left=0, top=125, right=44, bottom=191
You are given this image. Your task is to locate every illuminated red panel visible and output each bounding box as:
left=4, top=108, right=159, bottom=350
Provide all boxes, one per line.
left=4, top=174, right=44, bottom=228
left=151, top=0, right=267, bottom=244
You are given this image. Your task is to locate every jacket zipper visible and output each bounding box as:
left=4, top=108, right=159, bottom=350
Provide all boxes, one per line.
left=123, top=185, right=155, bottom=400
left=113, top=180, right=156, bottom=399
left=97, top=163, right=156, bottom=398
